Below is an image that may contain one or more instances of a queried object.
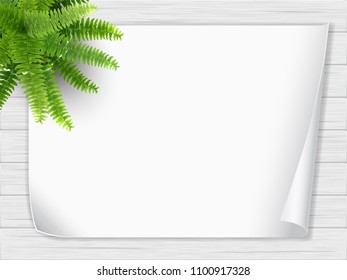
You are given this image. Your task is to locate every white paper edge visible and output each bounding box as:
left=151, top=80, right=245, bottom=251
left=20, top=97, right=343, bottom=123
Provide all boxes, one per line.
left=279, top=23, right=329, bottom=236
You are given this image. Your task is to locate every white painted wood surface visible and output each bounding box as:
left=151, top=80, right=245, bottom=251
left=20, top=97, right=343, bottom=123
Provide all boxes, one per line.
left=0, top=0, right=346, bottom=259
left=1, top=228, right=346, bottom=259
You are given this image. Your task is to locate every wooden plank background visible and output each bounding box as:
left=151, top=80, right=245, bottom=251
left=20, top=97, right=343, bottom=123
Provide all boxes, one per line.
left=0, top=0, right=346, bottom=259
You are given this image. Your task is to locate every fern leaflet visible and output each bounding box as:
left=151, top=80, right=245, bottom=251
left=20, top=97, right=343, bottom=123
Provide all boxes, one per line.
left=45, top=33, right=119, bottom=70
left=0, top=68, right=17, bottom=110
left=10, top=33, right=49, bottom=123
left=25, top=3, right=97, bottom=38
left=54, top=58, right=99, bottom=93
left=43, top=62, right=74, bottom=130
left=63, top=17, right=123, bottom=41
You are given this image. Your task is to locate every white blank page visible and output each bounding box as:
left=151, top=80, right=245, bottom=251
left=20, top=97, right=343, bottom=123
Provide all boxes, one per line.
left=29, top=25, right=329, bottom=237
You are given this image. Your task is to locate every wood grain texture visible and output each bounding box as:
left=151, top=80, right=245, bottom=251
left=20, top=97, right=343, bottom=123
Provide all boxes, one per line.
left=0, top=0, right=346, bottom=260
left=93, top=0, right=347, bottom=32
left=326, top=33, right=347, bottom=65
left=316, top=131, right=347, bottom=162
left=320, top=99, right=347, bottom=130
left=0, top=228, right=346, bottom=259
left=0, top=163, right=28, bottom=196
left=313, top=163, right=347, bottom=195
left=323, top=66, right=347, bottom=98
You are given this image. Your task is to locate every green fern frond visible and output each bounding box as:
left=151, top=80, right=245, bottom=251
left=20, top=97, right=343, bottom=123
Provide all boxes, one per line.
left=24, top=11, right=54, bottom=38
left=43, top=62, right=74, bottom=130
left=10, top=33, right=44, bottom=64
left=24, top=3, right=97, bottom=38
left=0, top=0, right=19, bottom=6
left=37, top=0, right=56, bottom=11
left=0, top=68, right=17, bottom=110
left=45, top=33, right=119, bottom=70
left=0, top=0, right=122, bottom=130
left=55, top=0, right=89, bottom=7
left=0, top=3, right=23, bottom=31
left=49, top=3, right=97, bottom=30
left=0, top=35, right=11, bottom=66
left=54, top=58, right=99, bottom=93
left=18, top=65, right=49, bottom=123
left=10, top=34, right=49, bottom=123
left=18, top=0, right=38, bottom=11
left=64, top=18, right=124, bottom=41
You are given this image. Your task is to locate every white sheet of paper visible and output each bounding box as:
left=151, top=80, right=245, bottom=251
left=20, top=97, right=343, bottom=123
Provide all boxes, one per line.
left=29, top=25, right=329, bottom=237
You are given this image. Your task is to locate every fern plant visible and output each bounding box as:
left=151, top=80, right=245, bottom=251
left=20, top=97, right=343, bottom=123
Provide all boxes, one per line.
left=0, top=0, right=123, bottom=130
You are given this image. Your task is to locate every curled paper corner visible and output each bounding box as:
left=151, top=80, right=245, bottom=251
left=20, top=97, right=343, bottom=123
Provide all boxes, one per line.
left=29, top=185, right=70, bottom=238
left=280, top=23, right=329, bottom=236
left=279, top=92, right=319, bottom=236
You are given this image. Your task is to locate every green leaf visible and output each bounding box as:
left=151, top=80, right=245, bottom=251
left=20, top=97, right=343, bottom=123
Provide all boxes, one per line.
left=63, top=17, right=123, bottom=41
left=37, top=0, right=56, bottom=11
left=49, top=3, right=97, bottom=30
left=0, top=0, right=19, bottom=6
left=0, top=3, right=23, bottom=31
left=0, top=67, right=17, bottom=110
left=43, top=62, right=74, bottom=131
left=18, top=0, right=38, bottom=11
left=55, top=0, right=90, bottom=7
left=24, top=3, right=97, bottom=38
left=10, top=33, right=49, bottom=123
left=24, top=10, right=55, bottom=38
left=53, top=58, right=99, bottom=93
left=45, top=33, right=119, bottom=70
left=0, top=34, right=11, bottom=66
